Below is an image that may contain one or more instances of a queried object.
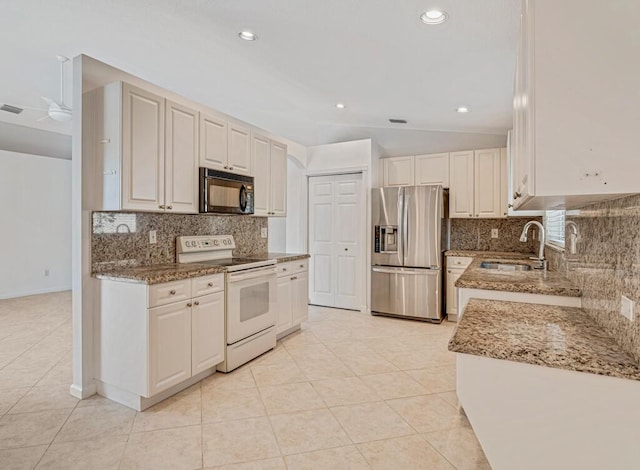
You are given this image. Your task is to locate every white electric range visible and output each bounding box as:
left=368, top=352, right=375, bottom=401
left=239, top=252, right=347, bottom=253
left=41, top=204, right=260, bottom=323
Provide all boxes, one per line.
left=177, top=235, right=277, bottom=372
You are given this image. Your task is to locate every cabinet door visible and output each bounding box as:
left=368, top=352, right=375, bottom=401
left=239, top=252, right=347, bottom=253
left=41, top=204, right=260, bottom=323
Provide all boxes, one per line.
left=200, top=113, right=227, bottom=171
left=192, top=292, right=225, bottom=375
left=148, top=301, right=192, bottom=396
left=292, top=271, right=309, bottom=326
left=269, top=140, right=287, bottom=216
left=474, top=148, right=502, bottom=218
left=165, top=101, right=199, bottom=214
left=445, top=269, right=462, bottom=315
left=227, top=123, right=252, bottom=175
left=121, top=83, right=165, bottom=211
left=276, top=275, right=293, bottom=335
left=383, top=157, right=414, bottom=187
left=449, top=151, right=474, bottom=218
left=251, top=133, right=270, bottom=216
left=415, top=153, right=450, bottom=188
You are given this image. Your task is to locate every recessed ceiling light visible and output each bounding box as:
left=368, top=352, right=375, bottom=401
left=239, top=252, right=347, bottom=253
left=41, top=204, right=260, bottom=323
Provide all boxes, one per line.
left=238, top=30, right=257, bottom=41
left=456, top=106, right=470, bottom=113
left=336, top=103, right=345, bottom=109
left=420, top=9, right=448, bottom=25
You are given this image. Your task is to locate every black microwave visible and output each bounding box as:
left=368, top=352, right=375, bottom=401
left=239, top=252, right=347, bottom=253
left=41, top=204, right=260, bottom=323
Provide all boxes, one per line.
left=199, top=168, right=254, bottom=215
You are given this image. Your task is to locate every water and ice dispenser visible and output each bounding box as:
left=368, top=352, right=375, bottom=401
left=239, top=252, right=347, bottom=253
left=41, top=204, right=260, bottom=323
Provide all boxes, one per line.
left=374, top=225, right=398, bottom=253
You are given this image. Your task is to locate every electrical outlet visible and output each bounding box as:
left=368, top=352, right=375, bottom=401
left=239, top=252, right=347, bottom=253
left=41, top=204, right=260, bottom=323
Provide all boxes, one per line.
left=621, top=295, right=634, bottom=321
left=149, top=230, right=157, bottom=244
left=261, top=228, right=268, bottom=239
left=44, top=269, right=50, bottom=277
left=491, top=228, right=499, bottom=239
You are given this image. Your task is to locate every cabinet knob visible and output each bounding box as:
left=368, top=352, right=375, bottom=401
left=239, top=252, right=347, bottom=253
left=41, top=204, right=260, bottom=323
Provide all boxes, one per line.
left=300, top=264, right=304, bottom=268
left=291, top=276, right=297, bottom=280
left=169, top=290, right=176, bottom=295
left=194, top=301, right=200, bottom=306
left=224, top=166, right=229, bottom=169
left=229, top=166, right=234, bottom=170
left=207, top=282, right=214, bottom=287
left=468, top=214, right=473, bottom=217
left=513, top=191, right=521, bottom=199
left=283, top=268, right=287, bottom=271
left=167, top=206, right=172, bottom=210
left=344, top=248, right=348, bottom=251
left=159, top=205, right=166, bottom=209
left=187, top=302, right=192, bottom=307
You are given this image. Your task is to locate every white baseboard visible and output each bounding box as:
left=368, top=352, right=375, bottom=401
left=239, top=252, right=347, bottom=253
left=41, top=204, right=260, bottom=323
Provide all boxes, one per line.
left=70, top=381, right=97, bottom=399
left=0, top=286, right=72, bottom=300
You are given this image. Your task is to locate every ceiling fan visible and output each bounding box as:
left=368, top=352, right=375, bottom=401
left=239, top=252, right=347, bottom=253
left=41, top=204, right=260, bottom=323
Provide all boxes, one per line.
left=0, top=55, right=72, bottom=123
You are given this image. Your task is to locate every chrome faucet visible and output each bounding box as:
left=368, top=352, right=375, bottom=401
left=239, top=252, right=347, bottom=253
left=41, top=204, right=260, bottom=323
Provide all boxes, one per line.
left=519, top=221, right=547, bottom=270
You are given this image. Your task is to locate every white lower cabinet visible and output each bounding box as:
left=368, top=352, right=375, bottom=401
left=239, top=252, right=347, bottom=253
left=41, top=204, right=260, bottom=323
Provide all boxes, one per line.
left=275, top=260, right=309, bottom=338
left=96, top=274, right=225, bottom=410
left=445, top=256, right=473, bottom=321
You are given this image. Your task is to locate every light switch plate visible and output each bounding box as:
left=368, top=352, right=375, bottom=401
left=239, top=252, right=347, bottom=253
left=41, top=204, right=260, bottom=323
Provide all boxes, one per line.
left=149, top=230, right=157, bottom=244
left=261, top=228, right=268, bottom=238
left=621, top=295, right=634, bottom=321
left=491, top=228, right=499, bottom=239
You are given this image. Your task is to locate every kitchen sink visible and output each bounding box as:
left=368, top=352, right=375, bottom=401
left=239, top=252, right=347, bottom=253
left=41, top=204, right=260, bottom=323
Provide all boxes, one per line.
left=479, top=261, right=532, bottom=271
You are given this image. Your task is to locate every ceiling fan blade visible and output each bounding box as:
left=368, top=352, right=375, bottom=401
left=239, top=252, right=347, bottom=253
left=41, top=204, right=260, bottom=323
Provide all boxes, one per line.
left=41, top=96, right=61, bottom=111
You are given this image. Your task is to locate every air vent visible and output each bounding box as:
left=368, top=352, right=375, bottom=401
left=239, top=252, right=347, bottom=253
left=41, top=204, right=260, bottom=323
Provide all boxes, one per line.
left=389, top=119, right=407, bottom=124
left=0, top=104, right=23, bottom=114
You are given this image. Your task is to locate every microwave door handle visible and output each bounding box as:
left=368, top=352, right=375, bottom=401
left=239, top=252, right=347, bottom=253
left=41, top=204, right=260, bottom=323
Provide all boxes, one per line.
left=239, top=184, right=247, bottom=212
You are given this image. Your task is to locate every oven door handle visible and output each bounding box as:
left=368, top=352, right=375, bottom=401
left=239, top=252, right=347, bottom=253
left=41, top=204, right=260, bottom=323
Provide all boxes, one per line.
left=228, top=267, right=277, bottom=282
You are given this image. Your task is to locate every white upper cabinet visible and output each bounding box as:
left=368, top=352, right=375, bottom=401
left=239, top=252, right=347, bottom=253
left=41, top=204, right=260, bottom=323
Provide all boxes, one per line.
left=251, top=132, right=287, bottom=217
left=415, top=153, right=450, bottom=187
left=449, top=151, right=475, bottom=218
left=383, top=156, right=414, bottom=187
left=120, top=83, right=165, bottom=211
left=199, top=113, right=227, bottom=171
left=383, top=154, right=450, bottom=188
left=449, top=148, right=505, bottom=219
left=512, top=0, right=640, bottom=210
left=165, top=100, right=199, bottom=213
left=94, top=82, right=198, bottom=213
left=227, top=123, right=252, bottom=175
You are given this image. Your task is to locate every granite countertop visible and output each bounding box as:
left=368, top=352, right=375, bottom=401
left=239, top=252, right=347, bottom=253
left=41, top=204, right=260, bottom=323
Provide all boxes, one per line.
left=445, top=250, right=534, bottom=259
left=93, top=253, right=310, bottom=284
left=456, top=256, right=581, bottom=297
left=449, top=299, right=640, bottom=381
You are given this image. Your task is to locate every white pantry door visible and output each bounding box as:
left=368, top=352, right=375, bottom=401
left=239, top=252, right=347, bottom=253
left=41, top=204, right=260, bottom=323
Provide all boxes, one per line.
left=308, top=173, right=363, bottom=310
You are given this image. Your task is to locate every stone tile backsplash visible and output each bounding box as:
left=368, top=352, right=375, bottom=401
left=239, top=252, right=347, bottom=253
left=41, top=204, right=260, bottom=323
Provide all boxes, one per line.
left=546, top=194, right=640, bottom=364
left=92, top=212, right=267, bottom=271
left=450, top=217, right=542, bottom=253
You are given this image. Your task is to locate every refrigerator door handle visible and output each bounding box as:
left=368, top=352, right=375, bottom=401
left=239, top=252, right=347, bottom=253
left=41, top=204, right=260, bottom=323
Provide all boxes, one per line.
left=402, top=191, right=409, bottom=265
left=372, top=267, right=440, bottom=275
left=397, top=190, right=404, bottom=263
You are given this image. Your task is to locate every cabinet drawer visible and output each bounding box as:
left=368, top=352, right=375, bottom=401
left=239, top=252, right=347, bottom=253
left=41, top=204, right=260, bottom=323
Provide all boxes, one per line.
left=277, top=259, right=308, bottom=277
left=447, top=256, right=473, bottom=269
left=192, top=273, right=225, bottom=297
left=149, top=280, right=191, bottom=308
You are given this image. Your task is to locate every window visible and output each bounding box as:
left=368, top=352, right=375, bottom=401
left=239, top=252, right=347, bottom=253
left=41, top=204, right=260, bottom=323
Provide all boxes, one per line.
left=544, top=210, right=565, bottom=247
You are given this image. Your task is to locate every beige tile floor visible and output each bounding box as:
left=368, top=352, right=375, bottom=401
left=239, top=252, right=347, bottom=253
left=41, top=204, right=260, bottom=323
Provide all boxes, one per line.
left=0, top=290, right=491, bottom=469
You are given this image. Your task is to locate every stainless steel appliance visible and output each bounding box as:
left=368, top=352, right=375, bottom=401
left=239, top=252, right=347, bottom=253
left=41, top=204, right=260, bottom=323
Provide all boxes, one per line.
left=371, top=185, right=445, bottom=322
left=199, top=168, right=254, bottom=214
left=177, top=235, right=276, bottom=372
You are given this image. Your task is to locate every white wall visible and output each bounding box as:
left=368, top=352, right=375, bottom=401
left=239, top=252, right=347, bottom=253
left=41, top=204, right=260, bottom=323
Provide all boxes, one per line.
left=307, top=139, right=373, bottom=173
left=0, top=150, right=71, bottom=299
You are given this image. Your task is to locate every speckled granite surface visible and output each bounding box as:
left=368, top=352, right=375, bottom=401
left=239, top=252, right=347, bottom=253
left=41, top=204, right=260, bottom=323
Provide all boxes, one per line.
left=445, top=250, right=533, bottom=259
left=92, top=212, right=267, bottom=271
left=450, top=217, right=543, bottom=253
left=448, top=299, right=640, bottom=381
left=94, top=253, right=309, bottom=284
left=455, top=257, right=581, bottom=297
left=94, top=263, right=227, bottom=285
left=544, top=194, right=640, bottom=364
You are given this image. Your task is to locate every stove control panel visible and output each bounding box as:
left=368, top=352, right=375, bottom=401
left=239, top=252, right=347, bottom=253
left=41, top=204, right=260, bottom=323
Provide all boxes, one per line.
left=177, top=235, right=236, bottom=254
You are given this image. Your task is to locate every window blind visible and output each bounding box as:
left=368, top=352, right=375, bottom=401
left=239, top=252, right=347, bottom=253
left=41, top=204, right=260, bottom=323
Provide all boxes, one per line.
left=544, top=210, right=565, bottom=247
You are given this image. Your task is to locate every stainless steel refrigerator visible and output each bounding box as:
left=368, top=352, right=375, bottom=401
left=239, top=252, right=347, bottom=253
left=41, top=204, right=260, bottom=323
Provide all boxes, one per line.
left=371, top=185, right=445, bottom=322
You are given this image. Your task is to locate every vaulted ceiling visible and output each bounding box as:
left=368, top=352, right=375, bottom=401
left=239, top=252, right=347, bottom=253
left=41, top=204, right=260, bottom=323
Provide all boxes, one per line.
left=0, top=0, right=519, bottom=153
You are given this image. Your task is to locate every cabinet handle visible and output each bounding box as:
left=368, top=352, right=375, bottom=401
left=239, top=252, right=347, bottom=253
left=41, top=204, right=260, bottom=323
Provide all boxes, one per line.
left=224, top=165, right=229, bottom=169
left=207, top=282, right=214, bottom=287
left=291, top=276, right=297, bottom=280
left=167, top=206, right=172, bottom=210
left=187, top=302, right=192, bottom=307
left=194, top=301, right=200, bottom=306
left=169, top=290, right=176, bottom=295
left=159, top=205, right=166, bottom=209
left=99, top=138, right=110, bottom=144
left=229, top=166, right=234, bottom=170
left=513, top=191, right=521, bottom=199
